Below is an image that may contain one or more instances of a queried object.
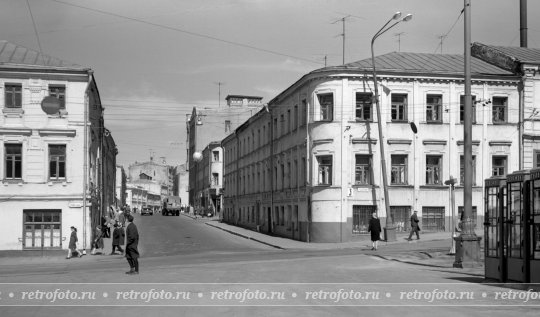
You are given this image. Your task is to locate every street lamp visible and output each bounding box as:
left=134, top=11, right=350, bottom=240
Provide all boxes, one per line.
left=370, top=11, right=412, bottom=242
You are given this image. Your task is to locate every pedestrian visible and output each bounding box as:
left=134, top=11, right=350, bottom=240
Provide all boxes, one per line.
left=66, top=226, right=83, bottom=259
left=91, top=225, right=105, bottom=255
left=367, top=212, right=382, bottom=250
left=117, top=209, right=126, bottom=227
left=124, top=214, right=140, bottom=275
left=407, top=210, right=421, bottom=240
left=110, top=223, right=125, bottom=255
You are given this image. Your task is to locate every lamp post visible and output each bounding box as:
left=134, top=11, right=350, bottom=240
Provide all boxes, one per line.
left=371, top=11, right=412, bottom=242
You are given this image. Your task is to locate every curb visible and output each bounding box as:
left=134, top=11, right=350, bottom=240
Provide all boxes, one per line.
left=205, top=222, right=285, bottom=250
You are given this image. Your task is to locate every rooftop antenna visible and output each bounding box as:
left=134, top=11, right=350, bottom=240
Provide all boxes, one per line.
left=332, top=15, right=351, bottom=65
left=437, top=35, right=446, bottom=53
left=394, top=32, right=405, bottom=52
left=214, top=82, right=225, bottom=108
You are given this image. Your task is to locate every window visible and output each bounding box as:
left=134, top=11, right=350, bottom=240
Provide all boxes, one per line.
left=355, top=155, right=372, bottom=185
left=391, top=155, right=408, bottom=185
left=422, top=207, right=445, bottom=231
left=280, top=114, right=285, bottom=136
left=293, top=105, right=298, bottom=130
left=287, top=109, right=291, bottom=133
left=391, top=94, right=407, bottom=121
left=5, top=84, right=22, bottom=108
left=460, top=95, right=477, bottom=124
left=212, top=151, right=219, bottom=162
left=458, top=206, right=478, bottom=229
left=317, top=155, right=332, bottom=185
left=301, top=99, right=307, bottom=126
left=426, top=155, right=442, bottom=185
left=459, top=155, right=476, bottom=186
left=535, top=150, right=540, bottom=168
left=225, top=120, right=231, bottom=133
left=391, top=206, right=411, bottom=232
left=492, top=156, right=507, bottom=176
left=212, top=173, right=219, bottom=186
left=23, top=210, right=62, bottom=249
left=5, top=144, right=22, bottom=179
left=355, top=93, right=372, bottom=121
left=48, top=85, right=66, bottom=109
left=492, top=97, right=507, bottom=123
left=49, top=145, right=66, bottom=181
left=426, top=94, right=442, bottom=123
left=352, top=205, right=376, bottom=234
left=317, top=93, right=333, bottom=121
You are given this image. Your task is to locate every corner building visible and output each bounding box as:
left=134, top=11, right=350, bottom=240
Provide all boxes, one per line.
left=222, top=52, right=521, bottom=243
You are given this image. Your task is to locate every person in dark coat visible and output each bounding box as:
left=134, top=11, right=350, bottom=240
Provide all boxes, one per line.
left=368, top=212, right=382, bottom=250
left=91, top=225, right=105, bottom=255
left=67, top=226, right=83, bottom=259
left=110, top=223, right=125, bottom=255
left=125, top=214, right=140, bottom=275
left=407, top=210, right=421, bottom=240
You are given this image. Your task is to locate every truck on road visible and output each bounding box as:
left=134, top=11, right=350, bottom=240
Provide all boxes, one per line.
left=162, top=195, right=182, bottom=216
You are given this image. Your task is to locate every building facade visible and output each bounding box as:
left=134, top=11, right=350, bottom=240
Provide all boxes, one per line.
left=187, top=95, right=263, bottom=207
left=222, top=51, right=522, bottom=243
left=128, top=158, right=173, bottom=195
left=115, top=165, right=127, bottom=207
left=0, top=41, right=116, bottom=250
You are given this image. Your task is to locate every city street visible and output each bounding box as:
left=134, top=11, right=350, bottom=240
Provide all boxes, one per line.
left=0, top=214, right=538, bottom=317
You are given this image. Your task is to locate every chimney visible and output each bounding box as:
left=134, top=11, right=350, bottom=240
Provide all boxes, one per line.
left=520, top=0, right=528, bottom=47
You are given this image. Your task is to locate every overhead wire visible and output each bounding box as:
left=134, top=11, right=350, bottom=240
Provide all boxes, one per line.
left=47, top=0, right=324, bottom=66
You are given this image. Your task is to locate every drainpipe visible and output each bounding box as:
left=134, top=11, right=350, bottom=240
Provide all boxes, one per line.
left=519, top=80, right=524, bottom=170
left=83, top=70, right=93, bottom=250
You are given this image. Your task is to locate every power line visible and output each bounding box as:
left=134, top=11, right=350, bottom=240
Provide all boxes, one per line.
left=433, top=8, right=464, bottom=54
left=48, top=0, right=324, bottom=65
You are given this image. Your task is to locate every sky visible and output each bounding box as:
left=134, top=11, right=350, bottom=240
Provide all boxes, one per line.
left=1, top=0, right=539, bottom=167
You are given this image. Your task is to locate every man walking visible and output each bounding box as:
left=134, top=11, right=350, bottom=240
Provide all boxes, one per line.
left=407, top=210, right=421, bottom=241
left=125, top=214, right=140, bottom=275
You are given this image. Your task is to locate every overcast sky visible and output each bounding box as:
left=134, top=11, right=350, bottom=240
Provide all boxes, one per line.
left=1, top=0, right=539, bottom=167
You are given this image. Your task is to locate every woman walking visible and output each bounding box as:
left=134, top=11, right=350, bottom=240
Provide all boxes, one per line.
left=66, top=226, right=83, bottom=259
left=91, top=225, right=105, bottom=255
left=368, top=212, right=382, bottom=250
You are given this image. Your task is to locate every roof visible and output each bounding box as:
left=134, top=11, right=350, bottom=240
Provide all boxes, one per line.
left=0, top=40, right=87, bottom=70
left=478, top=45, right=540, bottom=63
left=338, top=52, right=514, bottom=77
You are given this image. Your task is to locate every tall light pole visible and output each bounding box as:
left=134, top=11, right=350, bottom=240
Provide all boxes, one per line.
left=371, top=11, right=412, bottom=242
left=453, top=0, right=482, bottom=268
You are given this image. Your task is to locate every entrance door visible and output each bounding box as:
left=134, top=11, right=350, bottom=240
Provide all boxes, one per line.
left=507, top=177, right=527, bottom=282
left=23, top=210, right=62, bottom=249
left=530, top=177, right=540, bottom=283
left=484, top=178, right=506, bottom=281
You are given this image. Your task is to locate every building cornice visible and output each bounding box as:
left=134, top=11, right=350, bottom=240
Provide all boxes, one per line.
left=423, top=139, right=447, bottom=145
left=38, top=129, right=77, bottom=137
left=387, top=139, right=412, bottom=145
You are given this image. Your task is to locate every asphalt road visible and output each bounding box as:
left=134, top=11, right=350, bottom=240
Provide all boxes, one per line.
left=0, top=213, right=538, bottom=316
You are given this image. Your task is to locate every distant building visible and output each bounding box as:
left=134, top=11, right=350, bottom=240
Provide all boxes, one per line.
left=172, top=164, right=188, bottom=206
left=0, top=40, right=117, bottom=250
left=128, top=158, right=173, bottom=195
left=187, top=95, right=263, bottom=207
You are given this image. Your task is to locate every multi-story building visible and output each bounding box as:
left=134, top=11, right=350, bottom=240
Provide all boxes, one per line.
left=116, top=165, right=127, bottom=207
left=197, top=142, right=223, bottom=216
left=128, top=157, right=173, bottom=195
left=187, top=95, right=263, bottom=207
left=0, top=40, right=117, bottom=250
left=471, top=43, right=540, bottom=169
left=222, top=51, right=523, bottom=243
left=172, top=164, right=188, bottom=206
left=125, top=184, right=147, bottom=212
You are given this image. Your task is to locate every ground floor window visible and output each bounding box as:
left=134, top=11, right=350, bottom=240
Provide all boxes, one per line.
left=422, top=206, right=445, bottom=231
left=352, top=205, right=376, bottom=234
left=390, top=206, right=411, bottom=232
left=23, top=209, right=62, bottom=249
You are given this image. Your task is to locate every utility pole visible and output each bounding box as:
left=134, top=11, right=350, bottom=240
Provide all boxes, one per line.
left=394, top=32, right=405, bottom=52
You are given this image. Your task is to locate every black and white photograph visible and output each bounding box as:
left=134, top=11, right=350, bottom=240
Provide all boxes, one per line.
left=0, top=0, right=539, bottom=316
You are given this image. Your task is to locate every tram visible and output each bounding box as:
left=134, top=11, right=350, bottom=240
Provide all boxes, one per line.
left=484, top=169, right=540, bottom=283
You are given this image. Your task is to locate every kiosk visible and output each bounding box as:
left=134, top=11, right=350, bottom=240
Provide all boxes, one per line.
left=528, top=169, right=540, bottom=283
left=484, top=176, right=507, bottom=282
left=505, top=170, right=529, bottom=282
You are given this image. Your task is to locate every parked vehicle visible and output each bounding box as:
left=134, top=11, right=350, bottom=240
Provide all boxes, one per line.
left=141, top=206, right=153, bottom=216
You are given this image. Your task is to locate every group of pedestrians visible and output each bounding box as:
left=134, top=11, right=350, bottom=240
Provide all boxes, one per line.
left=367, top=210, right=421, bottom=250
left=66, top=205, right=140, bottom=275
